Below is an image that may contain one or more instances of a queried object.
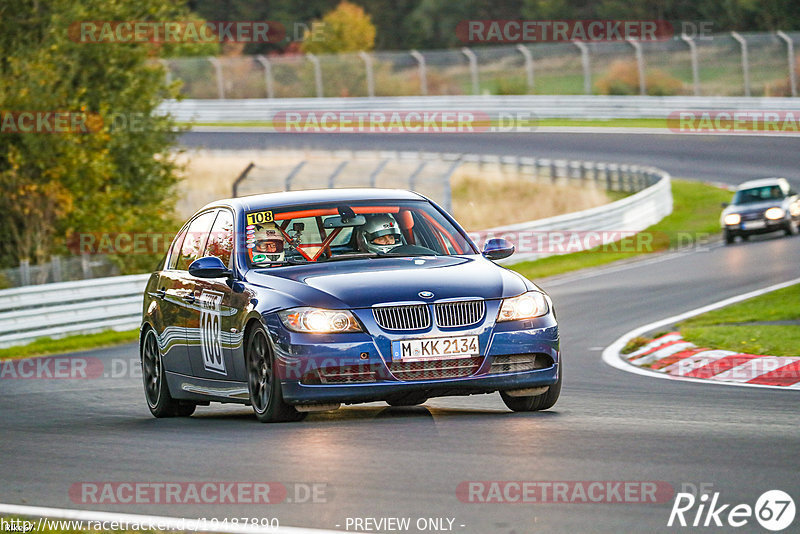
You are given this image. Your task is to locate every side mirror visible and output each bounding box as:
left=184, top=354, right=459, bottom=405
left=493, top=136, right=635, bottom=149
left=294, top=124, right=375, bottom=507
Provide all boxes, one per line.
left=721, top=202, right=729, bottom=208
left=189, top=256, right=232, bottom=278
left=482, top=238, right=515, bottom=260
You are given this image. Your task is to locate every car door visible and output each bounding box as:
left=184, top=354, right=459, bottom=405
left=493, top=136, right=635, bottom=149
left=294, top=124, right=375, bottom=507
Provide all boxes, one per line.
left=172, top=210, right=218, bottom=377
left=185, top=208, right=246, bottom=381
left=150, top=225, right=193, bottom=375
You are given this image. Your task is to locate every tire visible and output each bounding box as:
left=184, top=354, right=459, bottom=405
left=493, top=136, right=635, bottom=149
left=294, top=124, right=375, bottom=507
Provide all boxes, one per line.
left=500, top=365, right=562, bottom=412
left=785, top=219, right=799, bottom=237
left=724, top=229, right=735, bottom=245
left=141, top=329, right=196, bottom=418
left=246, top=324, right=306, bottom=423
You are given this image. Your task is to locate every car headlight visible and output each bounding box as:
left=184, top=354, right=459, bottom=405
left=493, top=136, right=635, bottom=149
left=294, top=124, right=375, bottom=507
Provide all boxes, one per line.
left=278, top=307, right=362, bottom=333
left=765, top=207, right=785, bottom=220
left=497, top=291, right=549, bottom=322
left=723, top=213, right=741, bottom=226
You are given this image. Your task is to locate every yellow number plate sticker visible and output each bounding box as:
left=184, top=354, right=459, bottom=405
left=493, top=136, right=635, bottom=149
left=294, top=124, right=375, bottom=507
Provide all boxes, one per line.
left=246, top=210, right=274, bottom=225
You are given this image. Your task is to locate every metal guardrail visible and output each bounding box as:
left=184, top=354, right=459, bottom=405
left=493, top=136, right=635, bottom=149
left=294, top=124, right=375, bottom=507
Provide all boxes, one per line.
left=0, top=156, right=671, bottom=348
left=159, top=95, right=800, bottom=123
left=0, top=274, right=149, bottom=348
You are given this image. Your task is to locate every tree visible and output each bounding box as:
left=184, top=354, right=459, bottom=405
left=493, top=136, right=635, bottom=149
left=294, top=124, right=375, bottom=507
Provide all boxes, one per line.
left=300, top=1, right=376, bottom=54
left=0, top=0, right=215, bottom=271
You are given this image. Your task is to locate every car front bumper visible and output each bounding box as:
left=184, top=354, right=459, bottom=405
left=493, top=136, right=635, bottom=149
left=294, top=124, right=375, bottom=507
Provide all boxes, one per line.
left=265, top=313, right=560, bottom=405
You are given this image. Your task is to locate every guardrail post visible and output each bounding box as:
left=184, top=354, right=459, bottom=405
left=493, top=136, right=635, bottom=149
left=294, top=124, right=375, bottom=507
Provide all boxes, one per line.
left=306, top=53, right=324, bottom=97
left=550, top=160, right=558, bottom=184
left=284, top=160, right=307, bottom=191
left=327, top=161, right=348, bottom=188
left=80, top=254, right=91, bottom=280
left=626, top=39, right=646, bottom=95
left=19, top=259, right=30, bottom=286
left=461, top=47, right=480, bottom=95
left=572, top=41, right=591, bottom=95
left=516, top=44, right=535, bottom=93
left=410, top=50, right=428, bottom=96
left=731, top=32, right=751, bottom=97
left=777, top=31, right=797, bottom=97
left=207, top=57, right=225, bottom=99
left=680, top=34, right=701, bottom=96
left=255, top=55, right=275, bottom=99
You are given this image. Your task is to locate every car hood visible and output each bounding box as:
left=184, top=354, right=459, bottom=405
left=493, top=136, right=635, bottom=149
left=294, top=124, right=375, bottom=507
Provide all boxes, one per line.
left=245, top=256, right=532, bottom=310
left=724, top=199, right=786, bottom=215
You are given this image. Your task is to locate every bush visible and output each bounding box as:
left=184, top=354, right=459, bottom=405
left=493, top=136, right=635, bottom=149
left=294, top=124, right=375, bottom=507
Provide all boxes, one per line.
left=595, top=60, right=684, bottom=96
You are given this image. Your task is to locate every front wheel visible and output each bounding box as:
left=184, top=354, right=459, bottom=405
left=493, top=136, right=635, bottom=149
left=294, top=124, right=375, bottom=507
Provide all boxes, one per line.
left=500, top=366, right=562, bottom=412
left=724, top=229, right=735, bottom=245
left=141, top=329, right=196, bottom=418
left=246, top=324, right=306, bottom=423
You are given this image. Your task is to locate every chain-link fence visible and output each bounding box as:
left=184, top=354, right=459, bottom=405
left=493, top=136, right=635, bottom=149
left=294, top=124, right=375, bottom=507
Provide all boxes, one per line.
left=162, top=32, right=799, bottom=99
left=1, top=255, right=120, bottom=289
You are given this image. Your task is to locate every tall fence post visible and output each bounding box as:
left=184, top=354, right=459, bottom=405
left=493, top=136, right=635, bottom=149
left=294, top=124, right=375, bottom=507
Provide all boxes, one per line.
left=255, top=55, right=275, bottom=99
left=408, top=161, right=427, bottom=191
left=207, top=57, right=225, bottom=99
left=441, top=156, right=462, bottom=214
left=410, top=50, right=427, bottom=96
left=776, top=31, right=797, bottom=97
left=284, top=160, right=307, bottom=190
left=461, top=47, right=480, bottom=95
left=731, top=32, right=751, bottom=97
left=369, top=160, right=390, bottom=187
left=158, top=59, right=172, bottom=86
left=232, top=162, right=255, bottom=198
left=359, top=51, right=375, bottom=97
left=51, top=256, right=62, bottom=283
left=572, top=41, right=591, bottom=95
left=516, top=44, right=535, bottom=93
left=680, top=34, right=701, bottom=96
left=327, top=161, right=348, bottom=188
left=306, top=53, right=324, bottom=98
left=627, top=39, right=646, bottom=96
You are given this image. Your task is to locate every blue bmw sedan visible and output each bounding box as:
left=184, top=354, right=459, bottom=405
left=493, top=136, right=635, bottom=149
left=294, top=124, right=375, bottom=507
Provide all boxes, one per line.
left=140, top=189, right=560, bottom=422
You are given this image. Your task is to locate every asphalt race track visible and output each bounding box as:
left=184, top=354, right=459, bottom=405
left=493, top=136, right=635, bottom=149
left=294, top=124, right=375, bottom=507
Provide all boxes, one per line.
left=1, top=131, right=799, bottom=534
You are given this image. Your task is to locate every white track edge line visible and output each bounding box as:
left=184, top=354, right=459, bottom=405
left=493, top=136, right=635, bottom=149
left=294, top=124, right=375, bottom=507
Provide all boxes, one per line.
left=0, top=503, right=345, bottom=534
left=601, top=277, right=800, bottom=391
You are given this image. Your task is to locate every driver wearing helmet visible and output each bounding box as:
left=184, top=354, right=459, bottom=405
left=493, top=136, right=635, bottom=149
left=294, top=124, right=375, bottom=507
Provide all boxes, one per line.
left=358, top=214, right=404, bottom=254
left=251, top=227, right=285, bottom=262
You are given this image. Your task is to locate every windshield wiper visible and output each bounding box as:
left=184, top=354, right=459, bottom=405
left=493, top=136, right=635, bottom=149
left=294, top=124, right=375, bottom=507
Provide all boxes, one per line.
left=253, top=257, right=310, bottom=267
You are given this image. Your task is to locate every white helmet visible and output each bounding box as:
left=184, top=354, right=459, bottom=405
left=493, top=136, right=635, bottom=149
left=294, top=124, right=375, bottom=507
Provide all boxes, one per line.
left=252, top=228, right=284, bottom=262
left=359, top=214, right=404, bottom=254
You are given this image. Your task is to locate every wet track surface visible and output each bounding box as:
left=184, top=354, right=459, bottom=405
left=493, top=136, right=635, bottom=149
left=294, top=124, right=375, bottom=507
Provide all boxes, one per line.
left=1, top=132, right=799, bottom=533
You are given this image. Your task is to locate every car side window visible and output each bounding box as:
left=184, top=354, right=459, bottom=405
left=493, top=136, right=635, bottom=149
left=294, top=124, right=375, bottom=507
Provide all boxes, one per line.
left=204, top=209, right=235, bottom=267
left=175, top=210, right=217, bottom=271
left=166, top=227, right=188, bottom=270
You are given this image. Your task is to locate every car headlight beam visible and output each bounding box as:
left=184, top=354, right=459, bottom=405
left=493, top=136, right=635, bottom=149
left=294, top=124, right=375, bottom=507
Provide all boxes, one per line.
left=723, top=213, right=741, bottom=226
left=497, top=291, right=549, bottom=322
left=765, top=207, right=785, bottom=220
left=279, top=307, right=362, bottom=333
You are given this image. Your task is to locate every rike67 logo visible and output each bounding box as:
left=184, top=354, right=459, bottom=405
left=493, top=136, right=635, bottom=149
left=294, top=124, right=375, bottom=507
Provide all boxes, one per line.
left=668, top=489, right=795, bottom=531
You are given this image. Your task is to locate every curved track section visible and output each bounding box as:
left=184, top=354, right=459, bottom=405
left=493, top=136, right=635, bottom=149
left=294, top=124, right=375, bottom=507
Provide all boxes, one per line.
left=1, top=132, right=799, bottom=533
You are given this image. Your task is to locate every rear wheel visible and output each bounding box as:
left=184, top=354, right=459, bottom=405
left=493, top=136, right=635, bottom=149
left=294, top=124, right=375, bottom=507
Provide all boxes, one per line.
left=500, top=366, right=562, bottom=412
left=141, top=329, right=196, bottom=418
left=247, top=324, right=306, bottom=423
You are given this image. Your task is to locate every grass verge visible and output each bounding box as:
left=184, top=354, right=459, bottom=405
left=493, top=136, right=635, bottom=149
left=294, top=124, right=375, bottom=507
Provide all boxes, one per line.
left=510, top=179, right=731, bottom=280
left=0, top=329, right=139, bottom=361
left=677, top=284, right=800, bottom=356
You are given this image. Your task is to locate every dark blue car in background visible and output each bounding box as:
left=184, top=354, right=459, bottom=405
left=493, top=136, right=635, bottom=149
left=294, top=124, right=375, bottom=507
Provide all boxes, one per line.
left=140, top=189, right=560, bottom=422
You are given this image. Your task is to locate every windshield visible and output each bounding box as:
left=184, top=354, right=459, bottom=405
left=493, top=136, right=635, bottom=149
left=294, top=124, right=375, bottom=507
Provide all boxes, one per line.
left=244, top=200, right=475, bottom=267
left=732, top=185, right=785, bottom=205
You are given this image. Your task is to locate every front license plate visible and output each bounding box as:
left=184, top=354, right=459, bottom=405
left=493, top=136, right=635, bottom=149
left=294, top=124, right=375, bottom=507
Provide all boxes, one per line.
left=392, top=336, right=479, bottom=362
left=743, top=220, right=766, bottom=230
